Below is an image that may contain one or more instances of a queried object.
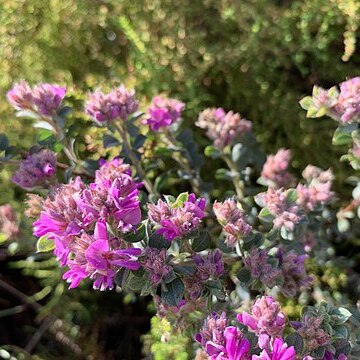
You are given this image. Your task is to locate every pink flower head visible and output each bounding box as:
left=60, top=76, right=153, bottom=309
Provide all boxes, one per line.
left=296, top=182, right=333, bottom=211
left=95, top=158, right=132, bottom=183
left=196, top=108, right=252, bottom=149
left=143, top=247, right=172, bottom=286
left=335, top=77, right=360, bottom=123
left=196, top=312, right=228, bottom=347
left=145, top=95, right=185, bottom=131
left=261, top=188, right=303, bottom=231
left=32, top=83, right=66, bottom=116
left=33, top=177, right=86, bottom=238
left=85, top=85, right=138, bottom=123
left=302, top=165, right=333, bottom=184
left=7, top=80, right=33, bottom=111
left=261, top=149, right=294, bottom=188
left=237, top=296, right=285, bottom=349
left=149, top=193, right=206, bottom=241
left=213, top=198, right=252, bottom=247
left=63, top=222, right=141, bottom=290
left=12, top=150, right=57, bottom=189
left=252, top=338, right=296, bottom=360
left=80, top=174, right=142, bottom=232
left=0, top=204, right=19, bottom=240
left=206, top=326, right=251, bottom=360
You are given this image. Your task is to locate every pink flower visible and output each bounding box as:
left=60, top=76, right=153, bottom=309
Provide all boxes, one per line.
left=7, top=80, right=33, bottom=110
left=145, top=95, right=185, bottom=131
left=252, top=338, right=295, bottom=360
left=143, top=247, right=173, bottom=286
left=32, top=83, right=66, bottom=116
left=0, top=204, right=19, bottom=240
left=237, top=296, right=285, bottom=349
left=196, top=108, right=252, bottom=149
left=335, top=77, right=360, bottom=123
left=95, top=158, right=132, bottom=183
left=12, top=150, right=57, bottom=190
left=149, top=193, right=206, bottom=241
left=213, top=198, right=252, bottom=247
left=260, top=188, right=303, bottom=231
left=64, top=222, right=141, bottom=290
left=260, top=149, right=294, bottom=188
left=85, top=85, right=138, bottom=123
left=206, top=326, right=251, bottom=360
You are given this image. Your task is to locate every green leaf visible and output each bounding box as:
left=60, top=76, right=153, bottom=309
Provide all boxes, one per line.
left=333, top=325, right=349, bottom=339
left=311, top=346, right=326, bottom=359
left=258, top=207, right=273, bottom=223
left=204, top=145, right=220, bottom=158
left=103, top=134, right=120, bottom=148
left=191, top=231, right=211, bottom=252
left=123, top=224, right=146, bottom=243
left=161, top=277, right=184, bottom=306
left=115, top=268, right=130, bottom=288
left=236, top=267, right=252, bottom=284
left=286, top=188, right=297, bottom=203
left=215, top=168, right=233, bottom=180
left=173, top=265, right=196, bottom=276
left=36, top=235, right=55, bottom=253
left=126, top=274, right=147, bottom=291
left=232, top=143, right=245, bottom=163
left=133, top=134, right=146, bottom=149
left=332, top=128, right=353, bottom=146
left=57, top=106, right=72, bottom=117
left=173, top=192, right=189, bottom=208
left=285, top=332, right=304, bottom=354
left=0, top=134, right=9, bottom=151
left=16, top=110, right=40, bottom=120
left=38, top=129, right=54, bottom=142
left=299, top=96, right=313, bottom=110
left=337, top=218, right=350, bottom=233
left=149, top=233, right=171, bottom=250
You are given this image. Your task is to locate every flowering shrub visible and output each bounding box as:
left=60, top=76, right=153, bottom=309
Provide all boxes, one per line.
left=1, top=77, right=360, bottom=359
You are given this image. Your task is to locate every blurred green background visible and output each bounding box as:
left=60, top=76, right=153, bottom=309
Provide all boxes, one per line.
left=0, top=0, right=359, bottom=359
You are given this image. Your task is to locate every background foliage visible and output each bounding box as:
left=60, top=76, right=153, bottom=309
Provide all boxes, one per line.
left=0, top=0, right=359, bottom=359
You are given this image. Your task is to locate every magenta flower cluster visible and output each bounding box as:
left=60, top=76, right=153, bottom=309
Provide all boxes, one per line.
left=213, top=198, right=252, bottom=247
left=33, top=159, right=143, bottom=290
left=237, top=296, right=285, bottom=349
left=85, top=84, right=138, bottom=123
left=12, top=150, right=57, bottom=189
left=196, top=107, right=252, bottom=149
left=7, top=80, right=66, bottom=116
left=196, top=297, right=297, bottom=360
left=260, top=148, right=294, bottom=188
left=145, top=95, right=185, bottom=131
left=196, top=312, right=251, bottom=360
left=148, top=193, right=206, bottom=241
left=261, top=188, right=303, bottom=231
